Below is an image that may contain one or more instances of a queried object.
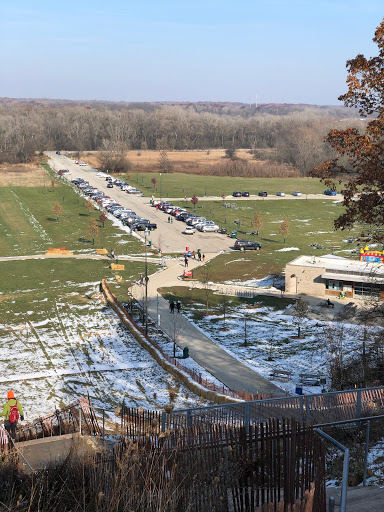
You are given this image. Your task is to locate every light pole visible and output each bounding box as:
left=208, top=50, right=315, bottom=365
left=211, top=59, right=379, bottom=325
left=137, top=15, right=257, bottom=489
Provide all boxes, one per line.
left=144, top=228, right=150, bottom=335
left=160, top=173, right=162, bottom=201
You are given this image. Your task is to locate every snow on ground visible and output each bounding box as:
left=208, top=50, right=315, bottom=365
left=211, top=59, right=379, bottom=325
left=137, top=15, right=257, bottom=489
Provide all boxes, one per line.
left=224, top=274, right=285, bottom=289
left=0, top=284, right=209, bottom=421
left=180, top=300, right=378, bottom=395
left=276, top=247, right=300, bottom=252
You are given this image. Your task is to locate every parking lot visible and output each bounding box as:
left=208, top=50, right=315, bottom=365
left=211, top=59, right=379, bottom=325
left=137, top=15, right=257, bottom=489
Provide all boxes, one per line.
left=46, top=152, right=235, bottom=254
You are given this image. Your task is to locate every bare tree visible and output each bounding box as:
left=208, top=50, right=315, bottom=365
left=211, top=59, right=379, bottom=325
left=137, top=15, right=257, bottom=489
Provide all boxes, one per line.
left=158, top=150, right=173, bottom=173
left=292, top=298, right=308, bottom=338
left=219, top=295, right=231, bottom=330
left=171, top=314, right=183, bottom=358
left=200, top=263, right=212, bottom=314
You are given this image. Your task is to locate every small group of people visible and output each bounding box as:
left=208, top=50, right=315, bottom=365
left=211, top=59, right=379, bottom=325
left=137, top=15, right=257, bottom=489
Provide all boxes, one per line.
left=1, top=391, right=24, bottom=440
left=184, top=251, right=205, bottom=265
left=169, top=300, right=181, bottom=314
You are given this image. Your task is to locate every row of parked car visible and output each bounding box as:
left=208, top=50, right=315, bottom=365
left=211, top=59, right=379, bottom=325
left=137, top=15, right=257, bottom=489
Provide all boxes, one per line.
left=151, top=200, right=223, bottom=234
left=232, top=191, right=302, bottom=197
left=71, top=177, right=157, bottom=232
left=98, top=173, right=143, bottom=195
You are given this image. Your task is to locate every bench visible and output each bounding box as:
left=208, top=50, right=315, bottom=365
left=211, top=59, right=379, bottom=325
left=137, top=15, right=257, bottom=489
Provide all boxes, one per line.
left=299, top=373, right=326, bottom=386
left=269, top=369, right=292, bottom=382
left=97, top=248, right=108, bottom=255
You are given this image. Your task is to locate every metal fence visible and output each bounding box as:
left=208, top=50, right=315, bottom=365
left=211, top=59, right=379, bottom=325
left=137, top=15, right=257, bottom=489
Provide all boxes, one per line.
left=15, top=397, right=100, bottom=443
left=163, top=386, right=384, bottom=431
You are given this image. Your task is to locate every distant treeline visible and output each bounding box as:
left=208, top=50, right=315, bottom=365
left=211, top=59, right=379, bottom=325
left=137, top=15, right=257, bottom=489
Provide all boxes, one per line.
left=0, top=101, right=364, bottom=174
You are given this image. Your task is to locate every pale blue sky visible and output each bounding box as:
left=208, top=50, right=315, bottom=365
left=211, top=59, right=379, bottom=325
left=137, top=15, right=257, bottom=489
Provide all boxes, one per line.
left=0, top=1, right=382, bottom=104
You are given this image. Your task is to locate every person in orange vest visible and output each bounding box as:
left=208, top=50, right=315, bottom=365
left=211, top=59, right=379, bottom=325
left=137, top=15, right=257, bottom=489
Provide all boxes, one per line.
left=0, top=391, right=24, bottom=440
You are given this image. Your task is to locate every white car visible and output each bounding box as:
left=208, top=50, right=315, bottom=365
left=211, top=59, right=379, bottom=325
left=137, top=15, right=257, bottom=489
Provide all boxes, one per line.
left=184, top=226, right=195, bottom=235
left=292, top=191, right=302, bottom=196
left=276, top=192, right=285, bottom=197
left=200, top=224, right=219, bottom=232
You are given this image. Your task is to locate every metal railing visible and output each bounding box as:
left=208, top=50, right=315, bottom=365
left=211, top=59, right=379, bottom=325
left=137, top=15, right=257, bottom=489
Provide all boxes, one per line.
left=15, top=397, right=100, bottom=443
left=162, top=386, right=384, bottom=431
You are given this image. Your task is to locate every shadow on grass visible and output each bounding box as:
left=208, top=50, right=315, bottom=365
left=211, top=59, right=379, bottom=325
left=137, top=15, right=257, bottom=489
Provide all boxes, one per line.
left=78, top=237, right=91, bottom=243
left=79, top=213, right=89, bottom=217
left=47, top=217, right=58, bottom=222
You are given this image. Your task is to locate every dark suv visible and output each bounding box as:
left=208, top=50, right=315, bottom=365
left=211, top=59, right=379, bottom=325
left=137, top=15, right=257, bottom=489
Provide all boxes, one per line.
left=234, top=240, right=261, bottom=251
left=233, top=191, right=242, bottom=197
left=258, top=191, right=268, bottom=197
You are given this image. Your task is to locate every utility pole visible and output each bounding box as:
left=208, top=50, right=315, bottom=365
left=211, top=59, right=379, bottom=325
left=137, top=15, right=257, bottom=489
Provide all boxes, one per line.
left=144, top=229, right=150, bottom=335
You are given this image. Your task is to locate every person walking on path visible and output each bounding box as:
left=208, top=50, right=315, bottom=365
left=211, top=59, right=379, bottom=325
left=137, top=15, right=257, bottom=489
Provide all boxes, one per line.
left=202, top=254, right=205, bottom=262
left=1, top=391, right=24, bottom=440
left=176, top=301, right=181, bottom=313
left=110, top=249, right=115, bottom=259
left=184, top=256, right=189, bottom=267
left=198, top=252, right=201, bottom=261
left=168, top=216, right=170, bottom=223
left=169, top=300, right=175, bottom=314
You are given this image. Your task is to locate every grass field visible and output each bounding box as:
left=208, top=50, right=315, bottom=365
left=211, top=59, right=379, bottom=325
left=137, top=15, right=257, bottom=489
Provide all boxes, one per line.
left=0, top=178, right=143, bottom=257
left=172, top=198, right=360, bottom=281
left=82, top=149, right=265, bottom=173
left=123, top=173, right=326, bottom=198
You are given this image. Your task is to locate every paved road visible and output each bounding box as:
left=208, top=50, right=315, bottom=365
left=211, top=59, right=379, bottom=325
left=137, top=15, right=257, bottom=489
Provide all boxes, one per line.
left=131, top=255, right=282, bottom=395
left=46, top=152, right=235, bottom=254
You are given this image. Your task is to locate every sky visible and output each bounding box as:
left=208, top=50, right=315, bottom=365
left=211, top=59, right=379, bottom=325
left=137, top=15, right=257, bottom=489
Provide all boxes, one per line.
left=0, top=1, right=382, bottom=105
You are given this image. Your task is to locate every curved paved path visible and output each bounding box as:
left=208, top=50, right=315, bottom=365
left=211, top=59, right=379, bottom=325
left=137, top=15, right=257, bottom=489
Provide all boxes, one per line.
left=131, top=254, right=282, bottom=395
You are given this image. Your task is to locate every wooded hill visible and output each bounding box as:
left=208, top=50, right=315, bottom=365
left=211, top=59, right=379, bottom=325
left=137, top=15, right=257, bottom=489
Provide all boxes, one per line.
left=0, top=98, right=364, bottom=175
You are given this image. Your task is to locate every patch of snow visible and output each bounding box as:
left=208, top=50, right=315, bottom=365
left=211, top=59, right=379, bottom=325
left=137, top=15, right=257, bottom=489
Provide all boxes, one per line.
left=276, top=247, right=300, bottom=252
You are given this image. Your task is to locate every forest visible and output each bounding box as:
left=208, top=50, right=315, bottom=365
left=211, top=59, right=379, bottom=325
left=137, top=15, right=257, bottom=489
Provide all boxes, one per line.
left=0, top=99, right=364, bottom=175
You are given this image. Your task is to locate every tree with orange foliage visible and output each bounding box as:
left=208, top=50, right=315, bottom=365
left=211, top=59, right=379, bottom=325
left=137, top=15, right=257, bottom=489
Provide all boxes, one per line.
left=313, top=18, right=384, bottom=240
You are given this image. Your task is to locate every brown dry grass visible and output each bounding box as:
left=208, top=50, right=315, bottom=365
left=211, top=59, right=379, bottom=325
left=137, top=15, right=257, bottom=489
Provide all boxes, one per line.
left=0, top=160, right=49, bottom=187
left=82, top=149, right=263, bottom=174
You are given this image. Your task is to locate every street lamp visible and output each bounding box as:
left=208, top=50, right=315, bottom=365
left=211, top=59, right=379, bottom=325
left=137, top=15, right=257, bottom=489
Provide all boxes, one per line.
left=144, top=228, right=150, bottom=335
left=160, top=173, right=162, bottom=201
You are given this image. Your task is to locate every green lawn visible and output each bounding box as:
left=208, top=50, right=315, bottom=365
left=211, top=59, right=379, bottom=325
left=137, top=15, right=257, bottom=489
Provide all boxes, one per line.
left=0, top=259, right=159, bottom=324
left=180, top=198, right=359, bottom=281
left=158, top=286, right=294, bottom=320
left=0, top=181, right=143, bottom=257
left=122, top=173, right=327, bottom=198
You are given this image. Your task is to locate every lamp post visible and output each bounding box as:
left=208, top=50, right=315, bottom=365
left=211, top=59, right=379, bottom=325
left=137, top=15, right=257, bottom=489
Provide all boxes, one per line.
left=144, top=228, right=150, bottom=335
left=160, top=173, right=162, bottom=201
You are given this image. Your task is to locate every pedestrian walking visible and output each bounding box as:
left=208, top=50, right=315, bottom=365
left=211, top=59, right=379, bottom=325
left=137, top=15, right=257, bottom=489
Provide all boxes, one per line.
left=168, top=216, right=170, bottom=223
left=184, top=256, right=189, bottom=267
left=198, top=252, right=201, bottom=261
left=202, top=254, right=205, bottom=261
left=170, top=217, right=173, bottom=224
left=176, top=301, right=181, bottom=313
left=110, top=249, right=115, bottom=259
left=1, top=391, right=24, bottom=440
left=191, top=250, right=197, bottom=259
left=169, top=300, right=175, bottom=314
left=139, top=275, right=144, bottom=285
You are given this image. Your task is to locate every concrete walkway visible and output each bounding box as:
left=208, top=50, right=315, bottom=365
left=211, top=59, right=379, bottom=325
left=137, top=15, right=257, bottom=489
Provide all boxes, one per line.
left=131, top=255, right=282, bottom=395
left=16, top=433, right=114, bottom=474
left=327, top=486, right=384, bottom=512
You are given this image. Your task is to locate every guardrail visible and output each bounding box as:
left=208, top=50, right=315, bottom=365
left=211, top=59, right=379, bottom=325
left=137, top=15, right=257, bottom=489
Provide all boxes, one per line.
left=14, top=397, right=100, bottom=443
left=162, top=386, right=384, bottom=431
